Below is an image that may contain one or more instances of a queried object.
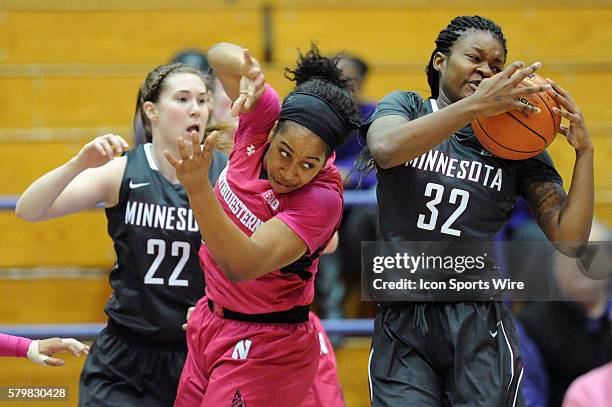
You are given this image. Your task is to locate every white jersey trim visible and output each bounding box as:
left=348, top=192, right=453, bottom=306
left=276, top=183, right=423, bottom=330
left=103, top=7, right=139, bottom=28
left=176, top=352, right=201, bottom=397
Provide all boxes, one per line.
left=430, top=99, right=439, bottom=112
left=144, top=143, right=158, bottom=171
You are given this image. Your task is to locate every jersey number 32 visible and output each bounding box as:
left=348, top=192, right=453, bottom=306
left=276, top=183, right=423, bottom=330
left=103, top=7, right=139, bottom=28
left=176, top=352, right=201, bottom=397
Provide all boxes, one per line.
left=416, top=182, right=469, bottom=236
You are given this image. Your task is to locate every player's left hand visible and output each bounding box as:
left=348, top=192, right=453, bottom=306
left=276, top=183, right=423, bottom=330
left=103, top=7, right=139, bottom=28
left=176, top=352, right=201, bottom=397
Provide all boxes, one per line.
left=164, top=131, right=217, bottom=192
left=231, top=49, right=265, bottom=116
left=546, top=79, right=594, bottom=153
left=29, top=338, right=90, bottom=367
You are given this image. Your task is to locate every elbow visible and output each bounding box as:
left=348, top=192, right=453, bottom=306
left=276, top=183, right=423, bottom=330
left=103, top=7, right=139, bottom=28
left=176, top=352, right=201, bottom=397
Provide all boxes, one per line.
left=14, top=201, right=40, bottom=222
left=222, top=264, right=254, bottom=282
left=554, top=240, right=589, bottom=258
left=369, top=143, right=395, bottom=169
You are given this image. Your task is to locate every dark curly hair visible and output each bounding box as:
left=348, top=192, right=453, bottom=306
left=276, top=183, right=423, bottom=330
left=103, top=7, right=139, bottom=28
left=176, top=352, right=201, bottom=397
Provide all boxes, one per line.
left=277, top=43, right=361, bottom=156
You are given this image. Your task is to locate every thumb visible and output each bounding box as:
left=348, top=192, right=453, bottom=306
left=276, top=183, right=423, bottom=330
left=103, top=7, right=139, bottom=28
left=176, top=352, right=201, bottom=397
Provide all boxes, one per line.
left=43, top=357, right=65, bottom=367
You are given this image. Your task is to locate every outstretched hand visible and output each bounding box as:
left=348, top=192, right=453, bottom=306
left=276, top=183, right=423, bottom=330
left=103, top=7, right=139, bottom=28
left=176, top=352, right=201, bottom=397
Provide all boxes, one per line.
left=29, top=337, right=90, bottom=367
left=164, top=131, right=217, bottom=192
left=231, top=49, right=265, bottom=117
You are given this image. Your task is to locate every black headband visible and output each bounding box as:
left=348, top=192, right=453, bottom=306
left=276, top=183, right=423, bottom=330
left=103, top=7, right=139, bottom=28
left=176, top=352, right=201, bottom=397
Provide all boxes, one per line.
left=278, top=92, right=352, bottom=150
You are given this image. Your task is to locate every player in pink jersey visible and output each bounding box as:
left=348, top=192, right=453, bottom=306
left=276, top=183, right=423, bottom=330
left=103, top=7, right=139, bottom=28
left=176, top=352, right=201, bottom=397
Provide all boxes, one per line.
left=0, top=333, right=89, bottom=366
left=165, top=42, right=359, bottom=406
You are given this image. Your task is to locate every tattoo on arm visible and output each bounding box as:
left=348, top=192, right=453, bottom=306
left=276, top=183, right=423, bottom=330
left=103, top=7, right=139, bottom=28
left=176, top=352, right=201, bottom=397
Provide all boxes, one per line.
left=524, top=181, right=566, bottom=239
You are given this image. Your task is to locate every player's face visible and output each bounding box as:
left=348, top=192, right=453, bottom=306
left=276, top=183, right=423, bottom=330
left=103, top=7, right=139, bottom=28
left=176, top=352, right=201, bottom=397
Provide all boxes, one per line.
left=152, top=72, right=210, bottom=147
left=434, top=29, right=505, bottom=105
left=265, top=122, right=328, bottom=194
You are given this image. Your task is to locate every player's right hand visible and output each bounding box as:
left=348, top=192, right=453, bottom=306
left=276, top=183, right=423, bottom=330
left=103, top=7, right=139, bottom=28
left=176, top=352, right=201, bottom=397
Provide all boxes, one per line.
left=182, top=307, right=195, bottom=331
left=470, top=61, right=551, bottom=117
left=75, top=134, right=129, bottom=170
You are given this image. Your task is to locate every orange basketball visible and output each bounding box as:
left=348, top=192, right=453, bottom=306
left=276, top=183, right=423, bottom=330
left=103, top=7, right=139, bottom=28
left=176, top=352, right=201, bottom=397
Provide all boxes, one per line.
left=471, top=74, right=561, bottom=160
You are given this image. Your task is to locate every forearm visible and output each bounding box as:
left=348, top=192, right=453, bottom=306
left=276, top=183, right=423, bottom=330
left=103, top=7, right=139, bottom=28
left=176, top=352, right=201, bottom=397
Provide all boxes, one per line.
left=208, top=42, right=245, bottom=100
left=186, top=182, right=263, bottom=281
left=0, top=334, right=31, bottom=358
left=556, top=148, right=594, bottom=246
left=369, top=97, right=480, bottom=168
left=15, top=157, right=84, bottom=221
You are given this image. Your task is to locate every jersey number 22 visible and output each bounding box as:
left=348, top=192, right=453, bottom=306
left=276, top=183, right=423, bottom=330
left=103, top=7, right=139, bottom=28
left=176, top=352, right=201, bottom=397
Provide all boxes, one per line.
left=144, top=239, right=190, bottom=286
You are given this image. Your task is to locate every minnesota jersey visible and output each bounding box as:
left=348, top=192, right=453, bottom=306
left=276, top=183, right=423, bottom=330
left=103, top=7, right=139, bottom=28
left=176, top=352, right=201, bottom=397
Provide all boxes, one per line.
left=364, top=91, right=563, bottom=242
left=104, top=143, right=207, bottom=342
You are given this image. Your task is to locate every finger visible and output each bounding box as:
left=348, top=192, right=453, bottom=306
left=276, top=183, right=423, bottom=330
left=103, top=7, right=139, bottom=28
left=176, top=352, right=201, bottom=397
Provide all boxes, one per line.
left=511, top=83, right=551, bottom=96
left=546, top=80, right=579, bottom=114
left=558, top=124, right=569, bottom=136
left=231, top=94, right=247, bottom=117
left=203, top=132, right=217, bottom=152
left=99, top=139, right=114, bottom=159
left=106, top=135, right=125, bottom=156
left=510, top=61, right=542, bottom=85
left=190, top=131, right=200, bottom=156
left=501, top=61, right=525, bottom=78
left=65, top=344, right=81, bottom=357
left=163, top=150, right=182, bottom=167
left=43, top=357, right=64, bottom=367
left=178, top=136, right=191, bottom=160
left=245, top=84, right=256, bottom=110
left=252, top=73, right=266, bottom=94
left=182, top=323, right=188, bottom=331
left=93, top=142, right=107, bottom=158
left=513, top=100, right=541, bottom=114
left=116, top=135, right=129, bottom=149
left=243, top=49, right=252, bottom=66
left=61, top=338, right=86, bottom=355
left=552, top=106, right=578, bottom=121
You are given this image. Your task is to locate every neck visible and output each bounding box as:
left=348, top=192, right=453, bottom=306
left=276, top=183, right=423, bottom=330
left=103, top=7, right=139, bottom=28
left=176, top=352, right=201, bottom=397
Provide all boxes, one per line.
left=150, top=142, right=179, bottom=184
left=435, top=90, right=453, bottom=109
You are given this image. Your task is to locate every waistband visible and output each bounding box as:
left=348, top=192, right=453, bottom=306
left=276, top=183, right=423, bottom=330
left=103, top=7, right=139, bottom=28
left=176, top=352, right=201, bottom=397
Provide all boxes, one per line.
left=106, top=319, right=187, bottom=351
left=207, top=299, right=309, bottom=324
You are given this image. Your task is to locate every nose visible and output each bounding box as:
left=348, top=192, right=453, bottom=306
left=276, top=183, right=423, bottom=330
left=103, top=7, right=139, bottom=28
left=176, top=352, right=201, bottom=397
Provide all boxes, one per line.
left=189, top=99, right=201, bottom=117
left=279, top=162, right=300, bottom=185
left=476, top=62, right=494, bottom=78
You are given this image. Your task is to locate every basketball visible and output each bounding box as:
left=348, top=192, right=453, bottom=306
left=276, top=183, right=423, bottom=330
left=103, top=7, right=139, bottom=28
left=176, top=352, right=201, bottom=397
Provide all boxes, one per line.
left=471, top=74, right=561, bottom=160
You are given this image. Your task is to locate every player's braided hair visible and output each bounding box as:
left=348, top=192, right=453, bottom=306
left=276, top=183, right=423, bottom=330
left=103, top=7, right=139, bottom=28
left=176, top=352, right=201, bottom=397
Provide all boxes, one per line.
left=134, top=63, right=210, bottom=142
left=426, top=15, right=507, bottom=98
left=280, top=43, right=361, bottom=156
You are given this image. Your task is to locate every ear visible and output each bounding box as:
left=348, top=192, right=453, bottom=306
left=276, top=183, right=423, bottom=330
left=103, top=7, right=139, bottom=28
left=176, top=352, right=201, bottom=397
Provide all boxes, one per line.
left=143, top=101, right=158, bottom=122
left=432, top=51, right=447, bottom=73
left=267, top=121, right=278, bottom=142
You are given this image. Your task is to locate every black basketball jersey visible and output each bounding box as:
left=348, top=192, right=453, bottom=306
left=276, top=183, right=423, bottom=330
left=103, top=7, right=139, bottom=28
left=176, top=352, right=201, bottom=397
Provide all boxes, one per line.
left=104, top=143, right=221, bottom=342
left=363, top=91, right=563, bottom=242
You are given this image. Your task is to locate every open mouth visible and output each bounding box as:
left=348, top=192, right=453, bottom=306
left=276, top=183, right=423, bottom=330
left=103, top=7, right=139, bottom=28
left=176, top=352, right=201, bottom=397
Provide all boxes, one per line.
left=186, top=125, right=200, bottom=134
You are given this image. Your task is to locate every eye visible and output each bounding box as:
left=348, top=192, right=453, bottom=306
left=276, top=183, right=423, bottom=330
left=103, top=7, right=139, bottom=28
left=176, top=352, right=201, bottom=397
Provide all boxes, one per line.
left=177, top=97, right=188, bottom=102
left=280, top=150, right=290, bottom=159
left=302, top=162, right=315, bottom=169
left=467, top=54, right=480, bottom=63
left=198, top=98, right=207, bottom=104
left=491, top=66, right=502, bottom=74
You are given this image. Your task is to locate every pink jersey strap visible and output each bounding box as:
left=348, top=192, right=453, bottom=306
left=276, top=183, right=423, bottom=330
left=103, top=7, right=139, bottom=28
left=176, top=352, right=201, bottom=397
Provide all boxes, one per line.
left=0, top=333, right=32, bottom=358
